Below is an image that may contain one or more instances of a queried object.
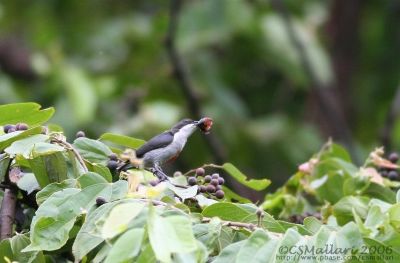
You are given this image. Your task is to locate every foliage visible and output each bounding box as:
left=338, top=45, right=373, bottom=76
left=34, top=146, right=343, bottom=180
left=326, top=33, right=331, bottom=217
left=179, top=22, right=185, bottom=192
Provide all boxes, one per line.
left=0, top=103, right=399, bottom=262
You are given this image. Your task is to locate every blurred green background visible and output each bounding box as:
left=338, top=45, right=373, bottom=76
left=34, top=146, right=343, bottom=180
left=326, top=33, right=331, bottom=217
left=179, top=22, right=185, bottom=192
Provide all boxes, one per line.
left=0, top=0, right=399, bottom=197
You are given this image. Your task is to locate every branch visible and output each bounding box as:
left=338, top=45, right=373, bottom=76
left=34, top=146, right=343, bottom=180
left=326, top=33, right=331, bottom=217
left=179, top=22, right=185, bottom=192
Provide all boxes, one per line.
left=270, top=0, right=356, bottom=159
left=0, top=188, right=17, bottom=240
left=52, top=135, right=88, bottom=173
left=165, top=0, right=227, bottom=164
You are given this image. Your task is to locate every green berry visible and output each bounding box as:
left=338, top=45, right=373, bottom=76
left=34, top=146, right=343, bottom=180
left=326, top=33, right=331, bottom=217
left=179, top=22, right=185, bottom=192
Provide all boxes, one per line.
left=215, top=190, right=224, bottom=199
left=76, top=131, right=86, bottom=138
left=196, top=167, right=205, bottom=176
left=206, top=184, right=216, bottom=193
left=188, top=177, right=197, bottom=186
left=204, top=175, right=212, bottom=183
left=211, top=173, right=219, bottom=179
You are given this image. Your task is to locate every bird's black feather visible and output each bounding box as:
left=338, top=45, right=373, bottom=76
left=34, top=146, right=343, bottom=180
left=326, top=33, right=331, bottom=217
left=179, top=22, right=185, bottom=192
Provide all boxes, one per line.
left=135, top=131, right=174, bottom=157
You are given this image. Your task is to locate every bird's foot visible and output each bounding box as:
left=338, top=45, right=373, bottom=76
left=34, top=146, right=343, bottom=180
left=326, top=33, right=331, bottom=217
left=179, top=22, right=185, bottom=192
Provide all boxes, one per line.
left=149, top=167, right=169, bottom=182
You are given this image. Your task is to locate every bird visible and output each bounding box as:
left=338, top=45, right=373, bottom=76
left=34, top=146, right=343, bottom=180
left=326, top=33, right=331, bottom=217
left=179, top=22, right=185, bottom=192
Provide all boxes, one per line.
left=119, top=117, right=213, bottom=181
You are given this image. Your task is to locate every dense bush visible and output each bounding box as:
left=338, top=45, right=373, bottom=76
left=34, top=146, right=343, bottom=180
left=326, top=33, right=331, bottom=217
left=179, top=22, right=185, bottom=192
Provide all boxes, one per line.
left=0, top=103, right=399, bottom=262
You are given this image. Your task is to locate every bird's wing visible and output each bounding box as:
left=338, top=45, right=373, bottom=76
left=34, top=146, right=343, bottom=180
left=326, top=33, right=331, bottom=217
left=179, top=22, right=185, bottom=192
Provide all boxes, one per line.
left=135, top=131, right=174, bottom=157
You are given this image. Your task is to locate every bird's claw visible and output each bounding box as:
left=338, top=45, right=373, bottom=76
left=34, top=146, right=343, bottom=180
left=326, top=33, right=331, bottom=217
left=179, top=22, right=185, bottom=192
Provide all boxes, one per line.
left=149, top=167, right=169, bottom=182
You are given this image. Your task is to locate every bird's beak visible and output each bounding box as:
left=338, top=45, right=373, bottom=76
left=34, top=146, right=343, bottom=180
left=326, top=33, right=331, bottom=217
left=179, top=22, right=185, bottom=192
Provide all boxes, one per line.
left=196, top=117, right=213, bottom=133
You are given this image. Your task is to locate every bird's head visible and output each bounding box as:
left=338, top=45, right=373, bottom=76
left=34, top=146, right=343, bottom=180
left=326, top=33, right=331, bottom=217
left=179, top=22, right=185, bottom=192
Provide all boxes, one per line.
left=171, top=117, right=213, bottom=134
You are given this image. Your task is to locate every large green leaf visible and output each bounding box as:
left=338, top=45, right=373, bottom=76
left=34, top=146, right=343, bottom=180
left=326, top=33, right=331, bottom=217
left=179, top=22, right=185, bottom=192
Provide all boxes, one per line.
left=77, top=172, right=108, bottom=188
left=148, top=206, right=198, bottom=263
left=99, top=132, right=145, bottom=149
left=4, top=134, right=49, bottom=157
left=35, top=179, right=77, bottom=205
left=0, top=154, right=11, bottom=182
left=222, top=163, right=270, bottom=191
left=202, top=202, right=284, bottom=233
left=28, top=151, right=67, bottom=188
left=104, top=228, right=145, bottom=263
left=333, top=196, right=369, bottom=225
left=24, top=181, right=128, bottom=252
left=0, top=126, right=43, bottom=151
left=0, top=103, right=54, bottom=126
left=73, top=137, right=113, bottom=164
left=17, top=173, right=40, bottom=194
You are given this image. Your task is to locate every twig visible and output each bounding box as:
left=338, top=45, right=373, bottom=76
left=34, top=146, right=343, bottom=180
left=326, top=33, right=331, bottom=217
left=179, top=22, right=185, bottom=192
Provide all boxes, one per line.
left=182, top=163, right=222, bottom=177
left=52, top=135, right=88, bottom=173
left=202, top=217, right=257, bottom=231
left=165, top=0, right=227, bottom=164
left=381, top=86, right=400, bottom=150
left=270, top=0, right=356, bottom=160
left=0, top=187, right=17, bottom=240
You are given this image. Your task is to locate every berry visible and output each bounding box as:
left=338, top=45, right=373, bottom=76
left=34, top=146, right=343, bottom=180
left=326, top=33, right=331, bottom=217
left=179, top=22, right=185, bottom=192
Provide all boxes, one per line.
left=16, top=123, right=28, bottom=131
left=107, top=160, right=118, bottom=170
left=150, top=180, right=160, bottom=186
left=206, top=184, right=216, bottom=193
left=108, top=153, right=118, bottom=161
left=389, top=152, right=399, bottom=163
left=211, top=173, right=219, bottom=179
left=388, top=170, right=399, bottom=180
left=195, top=167, right=205, bottom=177
left=215, top=185, right=222, bottom=191
left=96, top=197, right=107, bottom=206
left=3, top=124, right=14, bottom=133
left=76, top=131, right=86, bottom=138
left=8, top=127, right=16, bottom=133
left=173, top=171, right=182, bottom=177
left=218, top=177, right=225, bottom=185
left=204, top=175, right=212, bottom=183
left=188, top=177, right=197, bottom=186
left=199, top=185, right=207, bottom=193
left=256, top=208, right=264, bottom=218
left=210, top=179, right=219, bottom=186
left=380, top=170, right=388, bottom=177
left=215, top=190, right=225, bottom=199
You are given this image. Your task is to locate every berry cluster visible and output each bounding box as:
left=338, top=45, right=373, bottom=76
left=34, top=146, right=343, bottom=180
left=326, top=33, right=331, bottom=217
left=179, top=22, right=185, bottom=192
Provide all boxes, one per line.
left=288, top=212, right=322, bottom=224
left=107, top=153, right=119, bottom=171
left=188, top=167, right=225, bottom=199
left=379, top=152, right=400, bottom=181
left=3, top=123, right=29, bottom=133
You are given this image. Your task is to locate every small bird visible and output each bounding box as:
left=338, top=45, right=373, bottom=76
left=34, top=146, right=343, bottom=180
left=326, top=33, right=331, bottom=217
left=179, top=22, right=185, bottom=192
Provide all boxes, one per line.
left=119, top=117, right=213, bottom=181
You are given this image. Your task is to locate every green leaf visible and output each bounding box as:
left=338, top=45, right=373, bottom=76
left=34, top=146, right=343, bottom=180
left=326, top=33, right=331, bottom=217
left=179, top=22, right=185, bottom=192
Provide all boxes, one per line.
left=167, top=184, right=198, bottom=201
left=73, top=137, right=113, bottom=164
left=28, top=151, right=68, bottom=188
left=0, top=126, right=43, bottom=151
left=9, top=233, right=45, bottom=263
left=104, top=228, right=145, bottom=263
left=101, top=202, right=145, bottom=239
left=222, top=163, right=270, bottom=191
left=235, top=230, right=279, bottom=263
left=4, top=134, right=49, bottom=158
left=99, top=132, right=145, bottom=149
left=303, top=216, right=322, bottom=234
left=35, top=179, right=77, bottom=206
left=202, top=203, right=284, bottom=233
left=25, top=182, right=127, bottom=252
left=17, top=173, right=40, bottom=194
left=333, top=196, right=369, bottom=225
left=0, top=154, right=11, bottom=182
left=77, top=172, right=108, bottom=188
left=0, top=103, right=54, bottom=126
left=362, top=182, right=396, bottom=203
left=148, top=206, right=198, bottom=263
left=0, top=239, right=13, bottom=263
left=91, top=164, right=112, bottom=182
left=212, top=240, right=245, bottom=263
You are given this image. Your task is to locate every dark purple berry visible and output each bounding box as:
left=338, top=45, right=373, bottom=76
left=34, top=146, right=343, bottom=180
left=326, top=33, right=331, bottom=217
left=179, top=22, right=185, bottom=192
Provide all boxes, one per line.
left=389, top=152, right=399, bottom=163
left=388, top=171, right=398, bottom=180
left=218, top=177, right=225, bottom=185
left=188, top=177, right=197, bottom=186
left=206, top=184, right=216, bottom=193
left=107, top=160, right=118, bottom=170
left=76, top=131, right=86, bottom=138
left=196, top=167, right=205, bottom=177
left=3, top=124, right=14, bottom=133
left=210, top=179, right=219, bottom=186
left=204, top=175, right=211, bottom=183
left=381, top=170, right=388, bottom=177
left=211, top=173, right=219, bottom=179
left=108, top=153, right=118, bottom=161
left=8, top=127, right=16, bottom=133
left=16, top=123, right=28, bottom=131
left=199, top=185, right=207, bottom=193
left=215, top=190, right=225, bottom=199
left=150, top=180, right=160, bottom=186
left=96, top=197, right=107, bottom=206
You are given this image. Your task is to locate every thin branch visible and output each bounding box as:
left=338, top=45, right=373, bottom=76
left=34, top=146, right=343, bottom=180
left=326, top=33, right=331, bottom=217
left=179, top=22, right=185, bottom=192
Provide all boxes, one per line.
left=381, top=86, right=400, bottom=150
left=0, top=188, right=17, bottom=240
left=165, top=0, right=227, bottom=164
left=270, top=0, right=356, bottom=159
left=52, top=135, right=88, bottom=173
